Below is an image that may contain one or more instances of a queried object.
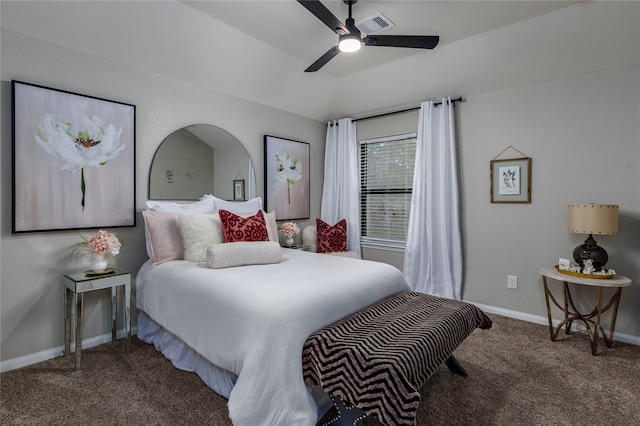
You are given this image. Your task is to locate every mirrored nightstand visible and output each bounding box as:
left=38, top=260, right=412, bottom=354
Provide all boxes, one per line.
left=63, top=269, right=131, bottom=370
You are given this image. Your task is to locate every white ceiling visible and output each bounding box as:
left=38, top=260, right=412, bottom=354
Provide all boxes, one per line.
left=2, top=1, right=639, bottom=122
left=184, top=1, right=578, bottom=78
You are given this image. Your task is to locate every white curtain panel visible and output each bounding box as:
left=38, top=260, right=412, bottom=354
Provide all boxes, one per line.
left=403, top=98, right=462, bottom=299
left=321, top=118, right=361, bottom=254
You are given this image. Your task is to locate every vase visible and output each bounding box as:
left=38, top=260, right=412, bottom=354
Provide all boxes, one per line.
left=90, top=253, right=108, bottom=273
left=285, top=237, right=294, bottom=247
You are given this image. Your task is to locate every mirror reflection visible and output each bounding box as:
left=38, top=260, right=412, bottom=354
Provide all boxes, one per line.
left=149, top=124, right=254, bottom=201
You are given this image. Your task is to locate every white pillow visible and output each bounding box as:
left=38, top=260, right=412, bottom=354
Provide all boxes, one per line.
left=213, top=196, right=263, bottom=214
left=176, top=213, right=224, bottom=262
left=302, top=224, right=317, bottom=252
left=146, top=194, right=215, bottom=212
left=206, top=242, right=281, bottom=269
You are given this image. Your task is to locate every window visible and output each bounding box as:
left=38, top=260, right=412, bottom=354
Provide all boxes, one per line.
left=360, top=133, right=417, bottom=249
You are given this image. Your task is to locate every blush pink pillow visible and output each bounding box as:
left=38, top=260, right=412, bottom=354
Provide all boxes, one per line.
left=219, top=209, right=270, bottom=242
left=142, top=210, right=184, bottom=265
left=316, top=218, right=347, bottom=253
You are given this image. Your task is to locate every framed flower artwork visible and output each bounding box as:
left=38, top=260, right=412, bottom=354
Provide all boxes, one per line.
left=264, top=135, right=310, bottom=220
left=11, top=80, right=136, bottom=232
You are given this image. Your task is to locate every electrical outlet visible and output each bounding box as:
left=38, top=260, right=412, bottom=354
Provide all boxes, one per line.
left=507, top=275, right=518, bottom=289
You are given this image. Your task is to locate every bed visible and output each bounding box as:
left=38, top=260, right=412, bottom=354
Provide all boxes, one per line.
left=137, top=196, right=490, bottom=425
left=136, top=248, right=410, bottom=425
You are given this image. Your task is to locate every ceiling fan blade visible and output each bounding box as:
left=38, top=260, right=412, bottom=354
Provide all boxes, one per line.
left=364, top=35, right=439, bottom=49
left=305, top=46, right=341, bottom=72
left=297, top=0, right=349, bottom=35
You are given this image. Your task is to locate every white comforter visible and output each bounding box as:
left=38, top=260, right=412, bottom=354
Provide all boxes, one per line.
left=136, top=249, right=410, bottom=425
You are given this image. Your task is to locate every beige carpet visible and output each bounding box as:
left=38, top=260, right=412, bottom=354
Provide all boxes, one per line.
left=1, top=314, right=639, bottom=425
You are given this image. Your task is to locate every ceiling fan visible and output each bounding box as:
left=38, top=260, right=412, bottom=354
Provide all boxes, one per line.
left=298, top=0, right=439, bottom=72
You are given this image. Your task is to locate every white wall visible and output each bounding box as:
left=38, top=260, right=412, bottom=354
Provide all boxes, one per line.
left=459, top=63, right=640, bottom=338
left=357, top=64, right=640, bottom=340
left=0, top=29, right=325, bottom=366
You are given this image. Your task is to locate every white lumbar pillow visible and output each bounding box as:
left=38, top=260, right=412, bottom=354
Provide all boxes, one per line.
left=206, top=242, right=281, bottom=269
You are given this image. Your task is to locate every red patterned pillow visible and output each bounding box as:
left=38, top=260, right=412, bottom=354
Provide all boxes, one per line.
left=316, top=218, right=347, bottom=253
left=219, top=209, right=270, bottom=242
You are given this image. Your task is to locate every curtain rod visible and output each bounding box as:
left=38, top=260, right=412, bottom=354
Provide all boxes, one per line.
left=351, top=97, right=463, bottom=123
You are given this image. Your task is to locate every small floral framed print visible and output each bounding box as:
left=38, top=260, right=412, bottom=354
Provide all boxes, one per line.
left=264, top=135, right=310, bottom=220
left=490, top=157, right=531, bottom=203
left=11, top=80, right=136, bottom=232
left=233, top=179, right=245, bottom=201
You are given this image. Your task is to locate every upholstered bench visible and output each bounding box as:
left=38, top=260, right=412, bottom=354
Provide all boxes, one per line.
left=302, top=291, right=492, bottom=426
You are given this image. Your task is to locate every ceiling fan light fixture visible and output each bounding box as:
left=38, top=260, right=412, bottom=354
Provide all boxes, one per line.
left=338, top=33, right=361, bottom=52
left=298, top=0, right=439, bottom=72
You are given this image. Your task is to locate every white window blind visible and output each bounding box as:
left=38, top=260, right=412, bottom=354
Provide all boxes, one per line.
left=360, top=133, right=417, bottom=246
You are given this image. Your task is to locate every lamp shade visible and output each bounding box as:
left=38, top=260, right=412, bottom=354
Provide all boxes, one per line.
left=567, top=204, right=618, bottom=235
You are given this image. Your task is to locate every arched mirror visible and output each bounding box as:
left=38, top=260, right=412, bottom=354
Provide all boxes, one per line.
left=149, top=124, right=255, bottom=201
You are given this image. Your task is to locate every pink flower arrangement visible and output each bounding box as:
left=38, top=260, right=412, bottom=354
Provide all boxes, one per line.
left=278, top=222, right=300, bottom=238
left=88, top=230, right=122, bottom=255
left=69, top=229, right=123, bottom=257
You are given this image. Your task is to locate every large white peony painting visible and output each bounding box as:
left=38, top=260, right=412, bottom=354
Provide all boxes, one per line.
left=12, top=81, right=136, bottom=232
left=264, top=135, right=309, bottom=220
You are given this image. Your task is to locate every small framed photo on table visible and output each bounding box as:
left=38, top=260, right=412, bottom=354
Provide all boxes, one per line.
left=233, top=179, right=245, bottom=201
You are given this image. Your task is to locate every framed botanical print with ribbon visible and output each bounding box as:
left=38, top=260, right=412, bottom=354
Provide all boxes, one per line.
left=490, top=146, right=531, bottom=203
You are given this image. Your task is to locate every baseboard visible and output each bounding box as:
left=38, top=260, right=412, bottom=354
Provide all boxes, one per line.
left=0, top=327, right=137, bottom=373
left=3, top=303, right=639, bottom=373
left=469, top=301, right=640, bottom=346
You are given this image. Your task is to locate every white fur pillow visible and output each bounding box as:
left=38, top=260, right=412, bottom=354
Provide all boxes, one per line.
left=302, top=224, right=317, bottom=252
left=176, top=213, right=224, bottom=262
left=206, top=242, right=281, bottom=269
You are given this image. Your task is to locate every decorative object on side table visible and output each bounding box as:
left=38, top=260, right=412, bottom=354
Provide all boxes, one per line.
left=567, top=204, right=618, bottom=271
left=279, top=221, right=300, bottom=247
left=68, top=229, right=123, bottom=275
left=556, top=258, right=616, bottom=279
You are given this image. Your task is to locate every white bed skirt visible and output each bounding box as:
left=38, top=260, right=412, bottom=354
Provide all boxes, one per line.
left=137, top=310, right=332, bottom=421
left=137, top=310, right=237, bottom=399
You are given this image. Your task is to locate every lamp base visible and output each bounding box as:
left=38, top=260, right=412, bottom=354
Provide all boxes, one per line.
left=572, top=234, right=608, bottom=271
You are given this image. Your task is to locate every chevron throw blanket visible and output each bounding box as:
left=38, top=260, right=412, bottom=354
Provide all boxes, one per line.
left=303, top=291, right=492, bottom=426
